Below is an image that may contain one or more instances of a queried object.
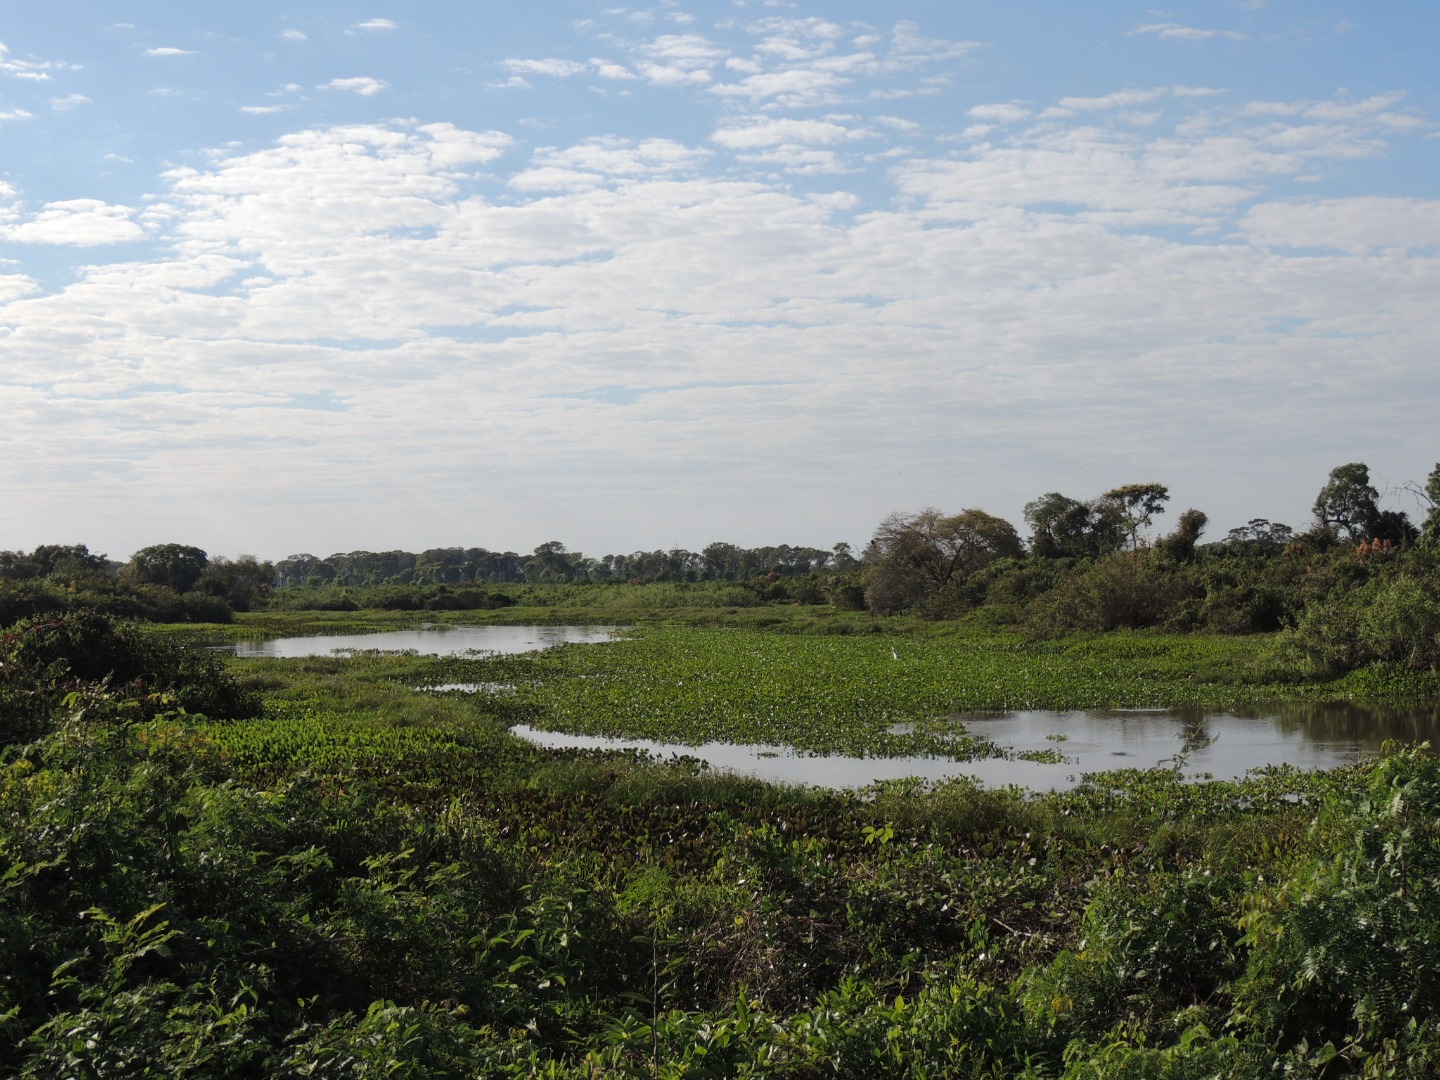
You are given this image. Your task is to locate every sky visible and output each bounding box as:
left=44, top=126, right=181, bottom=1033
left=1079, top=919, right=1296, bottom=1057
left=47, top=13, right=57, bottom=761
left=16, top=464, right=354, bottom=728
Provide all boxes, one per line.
left=1, top=1, right=1437, bottom=562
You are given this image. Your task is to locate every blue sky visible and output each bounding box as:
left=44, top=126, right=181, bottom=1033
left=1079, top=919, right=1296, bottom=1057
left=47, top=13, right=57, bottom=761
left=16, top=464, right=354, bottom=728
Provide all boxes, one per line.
left=1, top=2, right=1437, bottom=561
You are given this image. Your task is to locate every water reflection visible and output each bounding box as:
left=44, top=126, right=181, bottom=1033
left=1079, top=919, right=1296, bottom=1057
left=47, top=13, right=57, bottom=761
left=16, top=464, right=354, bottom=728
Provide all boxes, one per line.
left=512, top=702, right=1440, bottom=791
left=215, top=625, right=622, bottom=658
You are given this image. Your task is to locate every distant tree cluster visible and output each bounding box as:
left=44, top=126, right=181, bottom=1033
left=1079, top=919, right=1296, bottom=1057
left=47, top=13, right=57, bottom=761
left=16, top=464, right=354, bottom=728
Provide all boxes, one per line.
left=858, top=462, right=1440, bottom=671
left=273, top=541, right=855, bottom=588
left=0, top=543, right=275, bottom=624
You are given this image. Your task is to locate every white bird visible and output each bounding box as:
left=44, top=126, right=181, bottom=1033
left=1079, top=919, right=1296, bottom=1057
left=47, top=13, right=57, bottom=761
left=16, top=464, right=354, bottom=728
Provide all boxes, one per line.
left=891, top=646, right=899, bottom=660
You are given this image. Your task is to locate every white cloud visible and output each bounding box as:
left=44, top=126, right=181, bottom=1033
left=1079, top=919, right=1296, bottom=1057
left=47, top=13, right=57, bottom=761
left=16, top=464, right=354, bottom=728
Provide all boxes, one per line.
left=711, top=66, right=850, bottom=107
left=808, top=190, right=860, bottom=212
left=889, top=20, right=978, bottom=62
left=144, top=47, right=196, bottom=57
left=580, top=15, right=977, bottom=113
left=280, top=29, right=307, bottom=42
left=535, top=136, right=708, bottom=177
left=353, top=19, right=397, bottom=32
left=510, top=136, right=709, bottom=191
left=1132, top=22, right=1249, bottom=42
left=3, top=199, right=145, bottom=245
left=0, top=107, right=33, bottom=122
left=1240, top=197, right=1440, bottom=252
left=886, top=85, right=1428, bottom=231
left=968, top=103, right=1031, bottom=124
left=734, top=145, right=849, bottom=173
left=641, top=33, right=728, bottom=69
left=241, top=104, right=290, bottom=115
left=0, top=274, right=39, bottom=303
left=637, top=62, right=712, bottom=86
left=322, top=76, right=390, bottom=96
left=501, top=58, right=589, bottom=78
left=747, top=16, right=848, bottom=61
left=51, top=94, right=91, bottom=110
left=0, top=40, right=72, bottom=80
left=1304, top=92, right=1408, bottom=121
left=712, top=116, right=873, bottom=149
left=507, top=166, right=606, bottom=192
left=592, top=60, right=637, bottom=80
left=1055, top=89, right=1168, bottom=112
left=872, top=114, right=920, bottom=134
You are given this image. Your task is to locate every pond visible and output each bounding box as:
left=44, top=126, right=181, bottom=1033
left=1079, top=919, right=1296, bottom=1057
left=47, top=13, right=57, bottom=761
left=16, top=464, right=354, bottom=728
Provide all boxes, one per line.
left=215, top=624, right=623, bottom=658
left=511, top=702, right=1440, bottom=791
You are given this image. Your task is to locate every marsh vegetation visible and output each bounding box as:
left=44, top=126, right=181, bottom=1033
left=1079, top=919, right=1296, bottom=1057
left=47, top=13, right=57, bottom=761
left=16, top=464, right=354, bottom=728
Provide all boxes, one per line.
left=4, top=600, right=1440, bottom=1076
left=5, top=460, right=1440, bottom=1073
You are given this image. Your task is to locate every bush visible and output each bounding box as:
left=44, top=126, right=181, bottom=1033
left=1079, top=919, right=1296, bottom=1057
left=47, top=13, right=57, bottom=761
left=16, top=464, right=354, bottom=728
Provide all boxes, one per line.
left=1023, top=871, right=1241, bottom=1043
left=0, top=612, right=259, bottom=745
left=1290, top=574, right=1440, bottom=674
left=1025, top=555, right=1183, bottom=636
left=1232, top=748, right=1440, bottom=1066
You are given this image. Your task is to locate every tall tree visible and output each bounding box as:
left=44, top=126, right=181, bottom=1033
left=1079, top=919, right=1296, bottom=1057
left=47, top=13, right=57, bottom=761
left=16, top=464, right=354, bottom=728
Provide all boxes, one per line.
left=1023, top=492, right=1124, bottom=558
left=123, top=543, right=209, bottom=593
left=1154, top=508, right=1208, bottom=562
left=1412, top=463, right=1440, bottom=547
left=1224, top=519, right=1295, bottom=553
left=1313, top=462, right=1381, bottom=540
left=1101, top=483, right=1170, bottom=551
left=864, top=507, right=1023, bottom=613
left=525, top=541, right=577, bottom=583
left=199, top=555, right=275, bottom=611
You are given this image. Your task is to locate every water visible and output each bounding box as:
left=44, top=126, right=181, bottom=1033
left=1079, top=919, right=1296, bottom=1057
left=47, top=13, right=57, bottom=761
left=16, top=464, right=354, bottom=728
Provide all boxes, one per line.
left=216, top=624, right=622, bottom=658
left=212, top=626, right=1438, bottom=790
left=511, top=702, right=1440, bottom=791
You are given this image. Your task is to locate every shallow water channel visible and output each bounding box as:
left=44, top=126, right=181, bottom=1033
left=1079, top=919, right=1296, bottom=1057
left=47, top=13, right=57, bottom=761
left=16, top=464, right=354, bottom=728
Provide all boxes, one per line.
left=512, top=703, right=1440, bottom=792
left=215, top=624, right=622, bottom=658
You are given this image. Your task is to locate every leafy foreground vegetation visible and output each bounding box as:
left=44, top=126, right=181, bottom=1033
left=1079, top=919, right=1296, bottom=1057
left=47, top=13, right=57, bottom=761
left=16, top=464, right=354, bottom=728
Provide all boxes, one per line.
left=6, top=614, right=1440, bottom=1075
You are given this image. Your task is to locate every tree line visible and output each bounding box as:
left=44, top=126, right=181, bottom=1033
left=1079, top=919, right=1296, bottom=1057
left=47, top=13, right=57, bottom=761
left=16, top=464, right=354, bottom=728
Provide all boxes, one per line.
left=3, top=461, right=1438, bottom=669
left=864, top=462, right=1440, bottom=612
left=271, top=540, right=859, bottom=589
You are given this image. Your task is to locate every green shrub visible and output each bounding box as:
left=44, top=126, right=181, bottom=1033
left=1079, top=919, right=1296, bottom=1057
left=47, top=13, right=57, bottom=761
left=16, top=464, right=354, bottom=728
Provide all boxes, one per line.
left=1022, top=870, right=1241, bottom=1044
left=1, top=612, right=259, bottom=744
left=1026, top=555, right=1185, bottom=636
left=1290, top=574, right=1440, bottom=675
left=1232, top=747, right=1440, bottom=1066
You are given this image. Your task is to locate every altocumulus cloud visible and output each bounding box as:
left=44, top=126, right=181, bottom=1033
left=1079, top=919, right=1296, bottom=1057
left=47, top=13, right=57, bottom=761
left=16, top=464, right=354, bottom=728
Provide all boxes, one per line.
left=2, top=199, right=144, bottom=245
left=0, top=84, right=1436, bottom=556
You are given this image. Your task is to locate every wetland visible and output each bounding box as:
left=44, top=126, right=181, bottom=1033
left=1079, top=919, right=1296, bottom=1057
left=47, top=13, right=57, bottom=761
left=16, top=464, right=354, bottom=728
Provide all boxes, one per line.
left=7, top=601, right=1440, bottom=1076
